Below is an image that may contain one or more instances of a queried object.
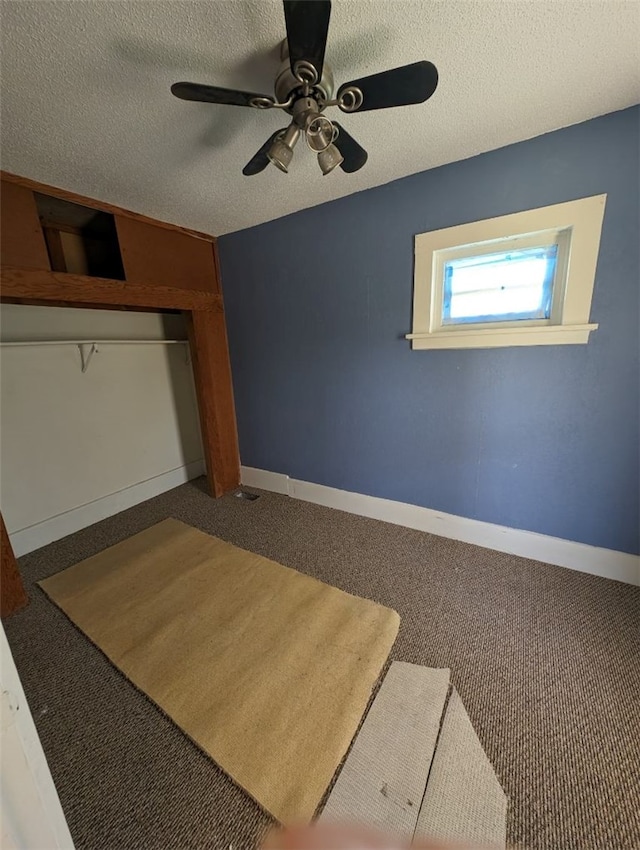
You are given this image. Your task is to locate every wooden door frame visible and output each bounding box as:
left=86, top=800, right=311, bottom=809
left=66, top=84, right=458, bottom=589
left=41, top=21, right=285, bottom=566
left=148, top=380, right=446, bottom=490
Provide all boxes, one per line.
left=0, top=281, right=238, bottom=497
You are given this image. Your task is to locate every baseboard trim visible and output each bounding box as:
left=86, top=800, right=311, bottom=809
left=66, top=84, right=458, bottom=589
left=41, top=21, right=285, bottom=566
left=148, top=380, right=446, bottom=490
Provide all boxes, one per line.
left=241, top=466, right=290, bottom=495
left=241, top=466, right=639, bottom=586
left=9, top=460, right=206, bottom=557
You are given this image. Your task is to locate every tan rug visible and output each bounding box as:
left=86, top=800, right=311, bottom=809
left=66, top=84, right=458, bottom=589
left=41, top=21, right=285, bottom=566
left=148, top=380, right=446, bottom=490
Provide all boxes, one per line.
left=39, top=518, right=399, bottom=824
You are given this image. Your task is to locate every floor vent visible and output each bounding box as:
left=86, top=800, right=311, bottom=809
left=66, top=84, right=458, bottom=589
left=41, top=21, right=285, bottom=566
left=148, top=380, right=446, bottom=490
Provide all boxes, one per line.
left=234, top=491, right=260, bottom=501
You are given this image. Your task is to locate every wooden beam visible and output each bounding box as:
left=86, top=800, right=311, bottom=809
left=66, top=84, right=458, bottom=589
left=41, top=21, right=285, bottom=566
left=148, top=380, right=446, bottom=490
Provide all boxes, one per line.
left=0, top=296, right=179, bottom=313
left=42, top=227, right=67, bottom=272
left=0, top=180, right=51, bottom=270
left=1, top=513, right=28, bottom=618
left=1, top=171, right=216, bottom=243
left=210, top=239, right=223, bottom=297
left=1, top=266, right=222, bottom=312
left=116, top=216, right=219, bottom=294
left=187, top=310, right=240, bottom=497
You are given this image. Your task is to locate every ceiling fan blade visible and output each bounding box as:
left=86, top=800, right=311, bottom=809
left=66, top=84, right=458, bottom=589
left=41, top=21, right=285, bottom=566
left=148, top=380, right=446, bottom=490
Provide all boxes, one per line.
left=332, top=123, right=368, bottom=173
left=338, top=61, right=438, bottom=112
left=171, top=82, right=274, bottom=108
left=242, top=129, right=285, bottom=176
left=283, top=0, right=331, bottom=82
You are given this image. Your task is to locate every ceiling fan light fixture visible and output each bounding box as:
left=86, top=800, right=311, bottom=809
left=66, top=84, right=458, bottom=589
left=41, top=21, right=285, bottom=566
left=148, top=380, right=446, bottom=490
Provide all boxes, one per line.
left=317, top=143, right=344, bottom=175
left=267, top=124, right=300, bottom=173
left=305, top=115, right=335, bottom=152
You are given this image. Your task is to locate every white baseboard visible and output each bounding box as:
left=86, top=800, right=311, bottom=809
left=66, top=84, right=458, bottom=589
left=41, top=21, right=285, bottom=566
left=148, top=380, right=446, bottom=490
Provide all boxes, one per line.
left=241, top=466, right=639, bottom=586
left=9, top=460, right=205, bottom=557
left=241, top=465, right=290, bottom=495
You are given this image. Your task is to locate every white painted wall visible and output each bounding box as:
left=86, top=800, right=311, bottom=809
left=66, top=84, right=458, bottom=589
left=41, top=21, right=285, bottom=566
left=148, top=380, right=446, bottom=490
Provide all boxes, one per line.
left=1, top=623, right=75, bottom=849
left=0, top=305, right=204, bottom=554
left=0, top=303, right=187, bottom=342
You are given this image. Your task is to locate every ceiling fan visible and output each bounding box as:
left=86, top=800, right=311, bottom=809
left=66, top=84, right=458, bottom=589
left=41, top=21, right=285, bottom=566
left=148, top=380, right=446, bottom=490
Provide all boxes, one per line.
left=171, top=0, right=438, bottom=176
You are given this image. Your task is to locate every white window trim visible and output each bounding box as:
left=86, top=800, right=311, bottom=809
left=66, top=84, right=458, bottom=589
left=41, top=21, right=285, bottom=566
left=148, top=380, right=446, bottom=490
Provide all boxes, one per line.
left=407, top=194, right=606, bottom=350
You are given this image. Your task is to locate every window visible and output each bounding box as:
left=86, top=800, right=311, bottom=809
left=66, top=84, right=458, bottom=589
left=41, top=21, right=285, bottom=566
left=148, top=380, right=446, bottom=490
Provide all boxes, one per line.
left=442, top=245, right=557, bottom=324
left=407, top=195, right=606, bottom=350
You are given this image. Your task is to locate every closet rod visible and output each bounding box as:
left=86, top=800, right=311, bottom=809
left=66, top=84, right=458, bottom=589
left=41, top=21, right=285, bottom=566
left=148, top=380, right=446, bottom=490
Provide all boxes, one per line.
left=0, top=339, right=188, bottom=347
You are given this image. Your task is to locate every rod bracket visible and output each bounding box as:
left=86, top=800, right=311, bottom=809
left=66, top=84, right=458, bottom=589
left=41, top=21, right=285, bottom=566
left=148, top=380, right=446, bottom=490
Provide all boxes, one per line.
left=78, top=342, right=98, bottom=373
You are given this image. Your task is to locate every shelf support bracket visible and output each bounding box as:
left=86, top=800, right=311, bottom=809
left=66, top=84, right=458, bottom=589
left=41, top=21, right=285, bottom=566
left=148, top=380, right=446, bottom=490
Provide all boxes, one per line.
left=78, top=342, right=98, bottom=373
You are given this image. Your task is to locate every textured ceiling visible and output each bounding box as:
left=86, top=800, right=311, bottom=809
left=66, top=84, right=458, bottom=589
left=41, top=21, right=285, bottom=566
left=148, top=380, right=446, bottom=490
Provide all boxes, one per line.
left=1, top=1, right=639, bottom=236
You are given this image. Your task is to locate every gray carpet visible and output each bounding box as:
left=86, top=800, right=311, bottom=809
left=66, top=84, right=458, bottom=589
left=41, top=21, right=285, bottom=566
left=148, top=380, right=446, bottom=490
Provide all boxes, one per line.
left=4, top=479, right=640, bottom=850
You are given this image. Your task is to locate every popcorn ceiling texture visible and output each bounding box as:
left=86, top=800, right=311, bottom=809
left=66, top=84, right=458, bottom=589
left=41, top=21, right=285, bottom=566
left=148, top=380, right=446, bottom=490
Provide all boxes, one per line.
left=1, top=0, right=639, bottom=235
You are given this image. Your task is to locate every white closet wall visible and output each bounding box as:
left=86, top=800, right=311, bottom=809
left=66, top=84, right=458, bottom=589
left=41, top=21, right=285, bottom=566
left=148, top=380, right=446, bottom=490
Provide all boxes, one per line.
left=0, top=305, right=204, bottom=555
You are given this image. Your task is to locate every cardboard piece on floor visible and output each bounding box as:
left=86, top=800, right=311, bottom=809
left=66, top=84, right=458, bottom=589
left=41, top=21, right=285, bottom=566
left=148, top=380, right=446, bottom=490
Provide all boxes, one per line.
left=320, top=661, right=450, bottom=841
left=39, top=518, right=399, bottom=825
left=414, top=688, right=507, bottom=849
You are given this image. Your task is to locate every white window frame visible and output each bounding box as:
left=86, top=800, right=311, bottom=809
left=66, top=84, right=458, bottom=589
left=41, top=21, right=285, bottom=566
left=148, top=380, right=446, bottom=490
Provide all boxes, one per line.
left=407, top=195, right=606, bottom=350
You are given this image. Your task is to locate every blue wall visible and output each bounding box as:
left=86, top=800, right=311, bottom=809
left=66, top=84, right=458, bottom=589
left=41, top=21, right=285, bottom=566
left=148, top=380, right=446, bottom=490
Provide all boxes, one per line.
left=218, top=107, right=640, bottom=555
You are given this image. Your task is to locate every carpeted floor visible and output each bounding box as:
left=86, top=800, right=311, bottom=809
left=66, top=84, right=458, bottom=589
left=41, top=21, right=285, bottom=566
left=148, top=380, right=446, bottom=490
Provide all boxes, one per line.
left=4, top=479, right=640, bottom=850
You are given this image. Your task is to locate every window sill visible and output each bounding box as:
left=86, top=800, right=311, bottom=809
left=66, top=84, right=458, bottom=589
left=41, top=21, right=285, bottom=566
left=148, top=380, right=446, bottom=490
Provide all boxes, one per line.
left=406, top=323, right=598, bottom=350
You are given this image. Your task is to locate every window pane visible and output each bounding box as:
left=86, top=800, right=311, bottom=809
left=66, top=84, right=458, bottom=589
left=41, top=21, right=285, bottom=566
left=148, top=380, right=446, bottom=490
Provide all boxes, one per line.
left=442, top=245, right=557, bottom=325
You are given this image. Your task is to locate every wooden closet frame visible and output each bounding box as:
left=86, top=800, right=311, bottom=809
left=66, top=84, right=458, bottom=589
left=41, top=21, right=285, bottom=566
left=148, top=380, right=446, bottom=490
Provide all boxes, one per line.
left=0, top=171, right=240, bottom=617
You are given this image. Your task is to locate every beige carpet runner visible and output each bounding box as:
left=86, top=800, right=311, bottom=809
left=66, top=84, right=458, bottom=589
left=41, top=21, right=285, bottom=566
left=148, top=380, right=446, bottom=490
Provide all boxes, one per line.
left=321, top=662, right=507, bottom=849
left=39, top=518, right=399, bottom=824
left=321, top=662, right=450, bottom=841
left=414, top=687, right=508, bottom=847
